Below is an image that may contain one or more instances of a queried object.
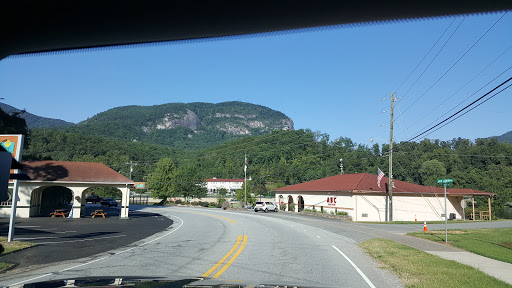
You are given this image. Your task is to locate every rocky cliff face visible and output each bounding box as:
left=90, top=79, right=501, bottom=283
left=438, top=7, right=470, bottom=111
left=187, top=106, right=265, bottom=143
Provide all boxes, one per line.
left=143, top=105, right=294, bottom=136
left=73, top=101, right=294, bottom=149
left=155, top=109, right=202, bottom=131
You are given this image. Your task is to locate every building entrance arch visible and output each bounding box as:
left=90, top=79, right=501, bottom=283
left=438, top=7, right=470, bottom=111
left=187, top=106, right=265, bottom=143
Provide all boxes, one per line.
left=287, top=195, right=294, bottom=211
left=297, top=195, right=304, bottom=212
left=39, top=186, right=73, bottom=217
left=278, top=195, right=284, bottom=210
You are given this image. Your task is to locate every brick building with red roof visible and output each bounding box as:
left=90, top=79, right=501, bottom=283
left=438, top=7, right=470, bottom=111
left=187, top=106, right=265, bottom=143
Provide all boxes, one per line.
left=274, top=173, right=494, bottom=222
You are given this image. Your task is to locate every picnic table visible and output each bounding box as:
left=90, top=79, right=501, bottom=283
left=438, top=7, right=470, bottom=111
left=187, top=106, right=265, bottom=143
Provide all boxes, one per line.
left=51, top=209, right=69, bottom=218
left=91, top=210, right=107, bottom=218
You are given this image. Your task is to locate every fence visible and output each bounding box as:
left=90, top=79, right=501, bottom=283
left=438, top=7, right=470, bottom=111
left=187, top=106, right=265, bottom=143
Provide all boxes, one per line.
left=130, top=195, right=149, bottom=205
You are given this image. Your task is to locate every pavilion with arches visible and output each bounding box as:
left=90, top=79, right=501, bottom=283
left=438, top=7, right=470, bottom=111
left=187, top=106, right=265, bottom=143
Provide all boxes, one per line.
left=1, top=161, right=133, bottom=218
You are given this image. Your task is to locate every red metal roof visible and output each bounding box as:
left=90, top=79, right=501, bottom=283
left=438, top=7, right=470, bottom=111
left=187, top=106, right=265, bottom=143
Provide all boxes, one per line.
left=206, top=178, right=244, bottom=182
left=274, top=173, right=493, bottom=196
left=21, top=161, right=134, bottom=184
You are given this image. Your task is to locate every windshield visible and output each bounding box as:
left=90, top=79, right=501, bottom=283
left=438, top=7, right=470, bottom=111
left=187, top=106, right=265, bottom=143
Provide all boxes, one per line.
left=1, top=11, right=512, bottom=288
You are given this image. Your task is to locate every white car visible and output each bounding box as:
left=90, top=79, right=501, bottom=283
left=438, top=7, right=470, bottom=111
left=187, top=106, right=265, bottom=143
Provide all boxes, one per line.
left=254, top=201, right=278, bottom=212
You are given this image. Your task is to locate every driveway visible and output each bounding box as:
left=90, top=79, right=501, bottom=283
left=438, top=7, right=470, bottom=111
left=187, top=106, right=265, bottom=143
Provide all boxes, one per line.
left=0, top=205, right=172, bottom=270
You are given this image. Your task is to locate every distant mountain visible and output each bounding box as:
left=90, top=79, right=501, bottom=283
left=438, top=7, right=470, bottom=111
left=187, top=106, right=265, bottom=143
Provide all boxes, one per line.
left=0, top=103, right=75, bottom=129
left=492, top=130, right=512, bottom=144
left=59, top=101, right=294, bottom=149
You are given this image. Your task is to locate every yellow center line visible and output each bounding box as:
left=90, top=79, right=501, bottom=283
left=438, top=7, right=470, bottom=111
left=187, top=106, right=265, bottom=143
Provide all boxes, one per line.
left=213, top=235, right=248, bottom=278
left=186, top=211, right=238, bottom=223
left=202, top=235, right=242, bottom=277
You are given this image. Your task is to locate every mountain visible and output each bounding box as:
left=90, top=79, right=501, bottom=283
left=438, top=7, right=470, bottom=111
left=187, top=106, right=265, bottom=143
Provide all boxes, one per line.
left=0, top=103, right=75, bottom=129
left=492, top=130, right=512, bottom=144
left=60, top=101, right=294, bottom=149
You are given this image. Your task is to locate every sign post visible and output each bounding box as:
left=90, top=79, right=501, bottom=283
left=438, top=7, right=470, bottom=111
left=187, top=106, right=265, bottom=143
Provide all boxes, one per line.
left=437, top=178, right=453, bottom=244
left=461, top=199, right=467, bottom=221
left=1, top=135, right=25, bottom=243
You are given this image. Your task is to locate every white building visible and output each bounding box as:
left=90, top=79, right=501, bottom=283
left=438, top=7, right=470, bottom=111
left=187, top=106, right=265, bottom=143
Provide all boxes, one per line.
left=274, top=173, right=494, bottom=222
left=205, top=178, right=245, bottom=195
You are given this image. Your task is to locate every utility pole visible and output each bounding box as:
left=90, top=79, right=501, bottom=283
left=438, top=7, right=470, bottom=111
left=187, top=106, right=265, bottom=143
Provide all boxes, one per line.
left=244, top=153, right=247, bottom=208
left=389, top=92, right=395, bottom=222
left=126, top=161, right=137, bottom=180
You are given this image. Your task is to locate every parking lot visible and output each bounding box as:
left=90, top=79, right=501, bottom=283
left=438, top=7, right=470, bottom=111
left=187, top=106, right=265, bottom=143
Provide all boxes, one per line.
left=0, top=205, right=172, bottom=269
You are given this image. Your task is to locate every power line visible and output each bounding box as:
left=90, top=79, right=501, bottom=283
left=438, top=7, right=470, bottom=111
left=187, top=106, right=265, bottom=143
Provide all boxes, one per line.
left=407, top=76, right=512, bottom=142
left=418, top=82, right=512, bottom=140
left=395, top=44, right=512, bottom=139
left=397, top=12, right=508, bottom=120
left=406, top=64, right=512, bottom=140
left=397, top=17, right=465, bottom=103
left=394, top=17, right=459, bottom=94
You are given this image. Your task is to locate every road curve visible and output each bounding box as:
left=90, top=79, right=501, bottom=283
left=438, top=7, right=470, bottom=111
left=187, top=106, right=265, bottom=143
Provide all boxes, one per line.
left=1, top=206, right=402, bottom=287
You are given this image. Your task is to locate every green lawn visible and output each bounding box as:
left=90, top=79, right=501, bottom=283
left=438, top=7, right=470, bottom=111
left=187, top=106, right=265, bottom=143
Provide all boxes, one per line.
left=0, top=236, right=35, bottom=271
left=360, top=238, right=510, bottom=288
left=408, top=228, right=512, bottom=264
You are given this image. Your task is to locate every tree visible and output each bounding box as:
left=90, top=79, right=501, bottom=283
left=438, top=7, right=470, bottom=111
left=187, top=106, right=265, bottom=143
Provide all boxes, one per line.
left=175, top=165, right=207, bottom=199
left=419, top=159, right=447, bottom=186
left=147, top=158, right=178, bottom=201
left=0, top=107, right=28, bottom=135
left=235, top=182, right=256, bottom=206
left=218, top=188, right=228, bottom=196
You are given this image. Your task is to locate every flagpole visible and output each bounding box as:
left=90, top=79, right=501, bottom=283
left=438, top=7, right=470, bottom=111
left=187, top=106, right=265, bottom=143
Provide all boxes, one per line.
left=244, top=153, right=247, bottom=208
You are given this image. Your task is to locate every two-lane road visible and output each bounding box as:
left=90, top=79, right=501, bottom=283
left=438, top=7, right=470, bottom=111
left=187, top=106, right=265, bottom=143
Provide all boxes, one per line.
left=1, top=207, right=402, bottom=287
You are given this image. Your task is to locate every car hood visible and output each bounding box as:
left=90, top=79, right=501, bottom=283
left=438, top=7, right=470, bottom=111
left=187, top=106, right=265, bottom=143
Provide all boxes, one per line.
left=12, top=276, right=336, bottom=288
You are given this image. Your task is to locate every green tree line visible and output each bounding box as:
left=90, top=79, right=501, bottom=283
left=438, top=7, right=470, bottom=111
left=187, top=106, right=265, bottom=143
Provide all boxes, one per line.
left=5, top=113, right=511, bottom=216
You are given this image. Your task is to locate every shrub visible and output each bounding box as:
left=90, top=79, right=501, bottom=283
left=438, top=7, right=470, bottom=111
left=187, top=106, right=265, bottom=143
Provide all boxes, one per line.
left=221, top=201, right=230, bottom=210
left=289, top=203, right=295, bottom=211
left=175, top=199, right=183, bottom=205
left=280, top=204, right=287, bottom=211
left=199, top=201, right=209, bottom=207
left=336, top=211, right=348, bottom=216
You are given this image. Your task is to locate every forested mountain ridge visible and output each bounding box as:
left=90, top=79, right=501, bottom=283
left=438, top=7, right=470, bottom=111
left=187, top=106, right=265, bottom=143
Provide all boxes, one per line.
left=0, top=103, right=75, bottom=128
left=59, top=101, right=294, bottom=149
left=492, top=130, right=512, bottom=144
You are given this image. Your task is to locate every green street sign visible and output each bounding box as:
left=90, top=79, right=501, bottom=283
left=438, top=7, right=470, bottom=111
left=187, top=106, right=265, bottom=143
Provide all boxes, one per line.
left=437, top=179, right=453, bottom=184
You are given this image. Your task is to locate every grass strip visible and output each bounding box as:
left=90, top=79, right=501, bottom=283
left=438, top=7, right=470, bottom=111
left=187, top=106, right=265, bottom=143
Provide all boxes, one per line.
left=0, top=236, right=35, bottom=272
left=359, top=220, right=488, bottom=224
left=408, top=228, right=512, bottom=264
left=360, top=238, right=510, bottom=288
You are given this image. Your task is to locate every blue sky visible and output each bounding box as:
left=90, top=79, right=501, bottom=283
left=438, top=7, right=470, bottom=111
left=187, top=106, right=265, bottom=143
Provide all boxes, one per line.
left=1, top=12, right=511, bottom=146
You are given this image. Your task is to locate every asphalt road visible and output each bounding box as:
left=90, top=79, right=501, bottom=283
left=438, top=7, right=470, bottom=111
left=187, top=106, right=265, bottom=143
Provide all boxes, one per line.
left=0, top=207, right=172, bottom=268
left=0, top=206, right=403, bottom=287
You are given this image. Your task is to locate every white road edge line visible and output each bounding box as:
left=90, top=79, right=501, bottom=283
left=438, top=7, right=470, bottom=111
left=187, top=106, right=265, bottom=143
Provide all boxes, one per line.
left=332, top=245, right=376, bottom=288
left=8, top=216, right=184, bottom=286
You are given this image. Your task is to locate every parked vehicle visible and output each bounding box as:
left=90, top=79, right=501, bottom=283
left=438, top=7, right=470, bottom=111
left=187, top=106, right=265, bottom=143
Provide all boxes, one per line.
left=85, top=195, right=101, bottom=204
left=254, top=201, right=278, bottom=212
left=100, top=198, right=119, bottom=207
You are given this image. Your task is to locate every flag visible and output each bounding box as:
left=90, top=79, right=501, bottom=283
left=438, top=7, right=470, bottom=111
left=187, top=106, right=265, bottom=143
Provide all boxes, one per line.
left=377, top=168, right=385, bottom=188
left=244, top=155, right=247, bottom=173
